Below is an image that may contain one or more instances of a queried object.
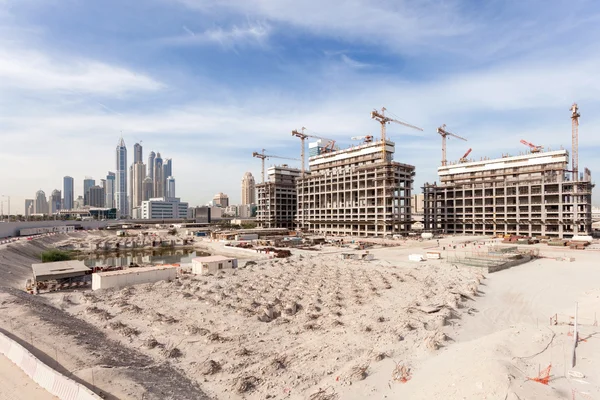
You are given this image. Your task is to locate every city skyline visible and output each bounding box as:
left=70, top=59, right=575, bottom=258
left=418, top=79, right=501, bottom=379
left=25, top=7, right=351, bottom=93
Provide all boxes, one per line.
left=1, top=1, right=600, bottom=214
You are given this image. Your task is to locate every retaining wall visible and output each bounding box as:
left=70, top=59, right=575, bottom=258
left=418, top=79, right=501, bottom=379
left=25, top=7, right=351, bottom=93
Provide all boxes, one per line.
left=0, top=221, right=110, bottom=239
left=0, top=332, right=101, bottom=400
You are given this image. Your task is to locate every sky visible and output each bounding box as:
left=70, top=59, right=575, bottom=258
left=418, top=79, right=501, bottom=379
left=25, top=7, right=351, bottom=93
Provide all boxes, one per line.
left=1, top=0, right=600, bottom=214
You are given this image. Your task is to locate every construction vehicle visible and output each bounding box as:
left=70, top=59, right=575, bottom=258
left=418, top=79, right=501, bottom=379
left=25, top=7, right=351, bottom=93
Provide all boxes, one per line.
left=459, top=148, right=472, bottom=163
left=351, top=135, right=374, bottom=143
left=252, top=149, right=300, bottom=183
left=291, top=128, right=336, bottom=177
left=437, top=124, right=467, bottom=166
left=520, top=139, right=543, bottom=153
left=371, top=107, right=423, bottom=162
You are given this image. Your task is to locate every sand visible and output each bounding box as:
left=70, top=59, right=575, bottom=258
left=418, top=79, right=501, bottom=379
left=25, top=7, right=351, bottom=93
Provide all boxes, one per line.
left=1, top=234, right=599, bottom=399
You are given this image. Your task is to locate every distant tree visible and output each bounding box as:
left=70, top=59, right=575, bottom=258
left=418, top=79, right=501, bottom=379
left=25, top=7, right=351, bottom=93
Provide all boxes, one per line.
left=41, top=249, right=74, bottom=263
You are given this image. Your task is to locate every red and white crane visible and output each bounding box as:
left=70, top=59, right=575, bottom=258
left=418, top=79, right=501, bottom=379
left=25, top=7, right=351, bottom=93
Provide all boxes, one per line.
left=519, top=139, right=543, bottom=153
left=459, top=148, right=472, bottom=163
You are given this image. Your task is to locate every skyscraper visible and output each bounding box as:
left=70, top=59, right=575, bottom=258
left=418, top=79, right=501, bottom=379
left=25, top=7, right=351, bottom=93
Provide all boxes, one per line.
left=154, top=152, right=164, bottom=198
left=116, top=137, right=128, bottom=217
left=132, top=162, right=146, bottom=209
left=241, top=172, right=256, bottom=205
left=24, top=199, right=34, bottom=217
left=148, top=151, right=156, bottom=182
left=105, top=172, right=115, bottom=208
left=63, top=176, right=74, bottom=210
left=163, top=158, right=172, bottom=194
left=83, top=177, right=95, bottom=206
left=34, top=190, right=48, bottom=215
left=166, top=176, right=176, bottom=198
left=88, top=186, right=105, bottom=207
left=133, top=142, right=143, bottom=164
left=213, top=193, right=229, bottom=208
left=50, top=189, right=62, bottom=214
left=142, top=177, right=153, bottom=201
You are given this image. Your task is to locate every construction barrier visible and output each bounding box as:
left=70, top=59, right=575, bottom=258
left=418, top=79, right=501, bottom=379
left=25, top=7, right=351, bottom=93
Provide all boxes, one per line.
left=0, top=332, right=101, bottom=400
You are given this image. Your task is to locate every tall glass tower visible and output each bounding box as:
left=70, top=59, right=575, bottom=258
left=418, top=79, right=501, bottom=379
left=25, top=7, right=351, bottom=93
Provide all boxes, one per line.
left=115, top=137, right=128, bottom=217
left=63, top=176, right=74, bottom=210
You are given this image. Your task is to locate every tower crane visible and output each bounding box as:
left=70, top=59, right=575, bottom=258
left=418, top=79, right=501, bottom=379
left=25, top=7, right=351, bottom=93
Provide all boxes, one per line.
left=571, top=103, right=580, bottom=181
left=437, top=124, right=467, bottom=166
left=371, top=107, right=423, bottom=162
left=519, top=139, right=543, bottom=153
left=291, top=127, right=335, bottom=177
left=459, top=148, right=472, bottom=163
left=350, top=135, right=373, bottom=143
left=252, top=149, right=300, bottom=184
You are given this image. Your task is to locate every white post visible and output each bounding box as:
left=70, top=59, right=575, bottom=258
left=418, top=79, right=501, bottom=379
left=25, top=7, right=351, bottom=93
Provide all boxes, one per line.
left=572, top=302, right=578, bottom=367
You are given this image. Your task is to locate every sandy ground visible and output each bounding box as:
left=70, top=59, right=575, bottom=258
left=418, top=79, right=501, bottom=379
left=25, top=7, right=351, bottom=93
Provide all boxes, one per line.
left=0, top=353, right=57, bottom=400
left=1, top=234, right=599, bottom=399
left=44, top=247, right=482, bottom=399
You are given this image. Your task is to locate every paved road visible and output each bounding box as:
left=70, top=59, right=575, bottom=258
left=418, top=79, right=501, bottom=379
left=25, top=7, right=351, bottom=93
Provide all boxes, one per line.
left=0, top=353, right=56, bottom=400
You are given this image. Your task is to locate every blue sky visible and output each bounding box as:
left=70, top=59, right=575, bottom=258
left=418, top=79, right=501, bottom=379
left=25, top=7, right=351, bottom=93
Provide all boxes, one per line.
left=1, top=0, right=600, bottom=213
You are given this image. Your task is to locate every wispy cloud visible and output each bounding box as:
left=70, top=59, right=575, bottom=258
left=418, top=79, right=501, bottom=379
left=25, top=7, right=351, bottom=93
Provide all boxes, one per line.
left=173, top=0, right=474, bottom=52
left=162, top=21, right=271, bottom=50
left=0, top=46, right=164, bottom=95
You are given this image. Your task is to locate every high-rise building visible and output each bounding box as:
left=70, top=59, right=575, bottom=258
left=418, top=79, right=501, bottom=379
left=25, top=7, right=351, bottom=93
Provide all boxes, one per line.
left=257, top=166, right=300, bottom=229
left=24, top=199, right=34, bottom=217
left=88, top=186, right=105, bottom=208
left=166, top=176, right=176, bottom=198
left=115, top=137, right=128, bottom=217
left=213, top=192, right=229, bottom=208
left=142, top=177, right=153, bottom=201
left=241, top=172, right=256, bottom=205
left=50, top=189, right=62, bottom=214
left=83, top=177, right=95, bottom=206
left=133, top=142, right=143, bottom=164
left=154, top=153, right=164, bottom=198
left=105, top=172, right=115, bottom=208
left=34, top=190, right=48, bottom=215
left=63, top=176, right=74, bottom=210
left=148, top=151, right=156, bottom=183
left=163, top=158, right=172, bottom=193
left=132, top=162, right=146, bottom=209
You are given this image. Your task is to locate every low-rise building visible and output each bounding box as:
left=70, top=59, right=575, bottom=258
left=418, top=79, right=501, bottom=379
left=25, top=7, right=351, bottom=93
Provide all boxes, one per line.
left=141, top=197, right=188, bottom=219
left=92, top=265, right=178, bottom=290
left=192, top=255, right=238, bottom=275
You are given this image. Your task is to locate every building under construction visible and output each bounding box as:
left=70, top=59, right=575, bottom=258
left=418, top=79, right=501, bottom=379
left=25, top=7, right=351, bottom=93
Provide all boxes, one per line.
left=256, top=165, right=301, bottom=229
left=295, top=139, right=415, bottom=237
left=423, top=104, right=593, bottom=238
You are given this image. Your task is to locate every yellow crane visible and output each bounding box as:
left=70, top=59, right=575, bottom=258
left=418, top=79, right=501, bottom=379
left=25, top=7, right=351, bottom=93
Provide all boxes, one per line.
left=437, top=124, right=467, bottom=166
left=571, top=103, right=580, bottom=181
left=371, top=107, right=423, bottom=162
left=252, top=149, right=300, bottom=184
left=291, top=127, right=335, bottom=177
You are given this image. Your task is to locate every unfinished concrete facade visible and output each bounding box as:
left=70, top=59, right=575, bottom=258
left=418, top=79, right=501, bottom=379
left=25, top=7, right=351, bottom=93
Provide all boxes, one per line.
left=423, top=150, right=593, bottom=238
left=296, top=140, right=415, bottom=237
left=256, top=165, right=300, bottom=229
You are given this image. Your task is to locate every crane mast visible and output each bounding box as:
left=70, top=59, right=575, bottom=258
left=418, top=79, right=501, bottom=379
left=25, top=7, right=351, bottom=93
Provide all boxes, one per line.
left=437, top=124, right=467, bottom=166
left=571, top=103, right=580, bottom=181
left=252, top=149, right=300, bottom=184
left=371, top=107, right=423, bottom=162
left=291, top=128, right=307, bottom=177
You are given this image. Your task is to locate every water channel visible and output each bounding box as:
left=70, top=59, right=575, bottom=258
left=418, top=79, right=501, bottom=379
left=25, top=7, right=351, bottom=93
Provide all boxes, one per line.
left=79, top=248, right=210, bottom=268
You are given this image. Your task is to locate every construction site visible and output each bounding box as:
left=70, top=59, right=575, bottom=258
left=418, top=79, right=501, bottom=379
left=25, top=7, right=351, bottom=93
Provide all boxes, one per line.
left=253, top=103, right=593, bottom=239
left=424, top=104, right=593, bottom=239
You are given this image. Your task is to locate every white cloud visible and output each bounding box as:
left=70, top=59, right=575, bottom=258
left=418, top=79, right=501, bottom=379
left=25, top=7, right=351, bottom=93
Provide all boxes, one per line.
left=0, top=46, right=164, bottom=95
left=173, top=0, right=473, bottom=52
left=162, top=21, right=271, bottom=49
